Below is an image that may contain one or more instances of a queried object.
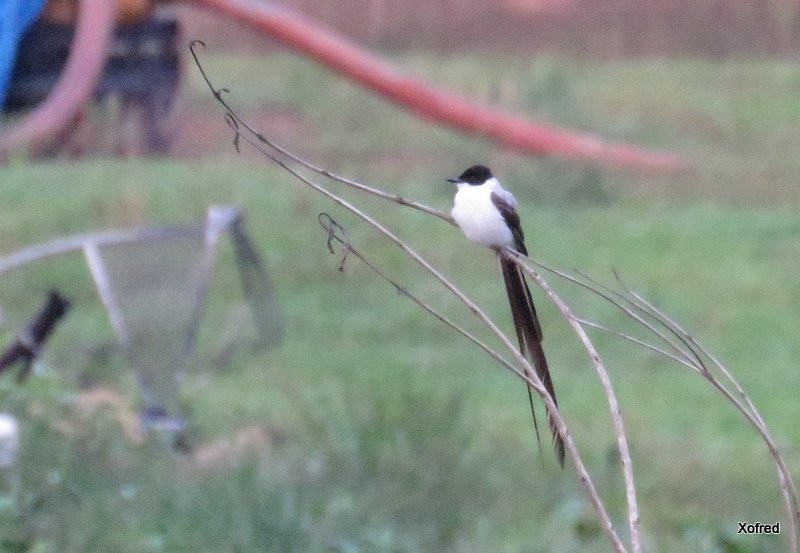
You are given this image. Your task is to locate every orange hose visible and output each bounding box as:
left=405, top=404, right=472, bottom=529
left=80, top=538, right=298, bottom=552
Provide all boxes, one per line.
left=190, top=0, right=681, bottom=171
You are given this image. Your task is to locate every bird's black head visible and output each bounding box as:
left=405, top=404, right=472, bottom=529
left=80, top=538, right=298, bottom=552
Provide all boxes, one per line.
left=447, top=164, right=494, bottom=185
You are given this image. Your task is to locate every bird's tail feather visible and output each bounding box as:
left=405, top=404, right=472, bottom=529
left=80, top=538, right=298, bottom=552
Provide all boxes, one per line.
left=500, top=258, right=565, bottom=468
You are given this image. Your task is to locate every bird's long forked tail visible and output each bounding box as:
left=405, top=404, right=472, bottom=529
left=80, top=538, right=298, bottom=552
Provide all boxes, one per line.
left=500, top=257, right=565, bottom=468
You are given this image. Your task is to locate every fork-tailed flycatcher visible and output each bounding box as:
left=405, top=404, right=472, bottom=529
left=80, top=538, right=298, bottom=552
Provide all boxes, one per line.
left=448, top=164, right=564, bottom=467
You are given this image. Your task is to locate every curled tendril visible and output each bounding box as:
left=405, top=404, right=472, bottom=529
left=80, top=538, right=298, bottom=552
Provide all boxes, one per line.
left=318, top=212, right=350, bottom=270
left=224, top=113, right=241, bottom=152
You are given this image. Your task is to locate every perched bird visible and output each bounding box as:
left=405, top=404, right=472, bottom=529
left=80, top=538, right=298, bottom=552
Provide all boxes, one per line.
left=448, top=164, right=564, bottom=467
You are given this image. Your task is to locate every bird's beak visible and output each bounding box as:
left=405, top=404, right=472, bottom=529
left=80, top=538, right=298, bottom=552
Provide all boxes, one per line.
left=446, top=178, right=460, bottom=184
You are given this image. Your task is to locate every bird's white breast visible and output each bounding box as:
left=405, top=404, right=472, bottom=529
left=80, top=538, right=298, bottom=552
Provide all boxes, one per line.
left=451, top=179, right=515, bottom=249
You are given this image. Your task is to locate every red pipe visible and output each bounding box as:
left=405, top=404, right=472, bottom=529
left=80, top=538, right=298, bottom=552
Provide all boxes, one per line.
left=0, top=0, right=116, bottom=156
left=190, top=0, right=682, bottom=171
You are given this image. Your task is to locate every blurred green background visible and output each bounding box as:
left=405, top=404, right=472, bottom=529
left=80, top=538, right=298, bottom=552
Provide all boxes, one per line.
left=1, top=5, right=800, bottom=552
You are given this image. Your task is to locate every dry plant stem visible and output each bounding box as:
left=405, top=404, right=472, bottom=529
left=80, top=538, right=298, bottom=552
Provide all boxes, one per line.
left=189, top=41, right=454, bottom=225
left=570, top=271, right=798, bottom=552
left=226, top=124, right=629, bottom=552
left=608, top=277, right=799, bottom=550
left=603, top=275, right=711, bottom=369
left=705, top=376, right=799, bottom=552
left=192, top=44, right=632, bottom=552
left=192, top=46, right=797, bottom=542
left=569, top=268, right=701, bottom=369
left=505, top=250, right=642, bottom=553
left=538, top=264, right=799, bottom=509
left=576, top=319, right=699, bottom=371
left=622, top=288, right=800, bottom=550
left=627, top=284, right=775, bottom=426
left=219, top=116, right=633, bottom=553
left=319, top=215, right=522, bottom=380
left=583, top=324, right=798, bottom=553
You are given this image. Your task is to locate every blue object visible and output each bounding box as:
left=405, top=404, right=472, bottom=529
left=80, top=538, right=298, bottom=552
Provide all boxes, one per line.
left=0, top=0, right=47, bottom=107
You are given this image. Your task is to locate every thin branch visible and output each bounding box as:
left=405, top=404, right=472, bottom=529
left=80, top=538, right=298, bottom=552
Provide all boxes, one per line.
left=603, top=272, right=707, bottom=368
left=527, top=260, right=702, bottom=371
left=612, top=275, right=800, bottom=549
left=619, top=275, right=758, bottom=414
left=576, top=318, right=701, bottom=374
left=504, top=249, right=642, bottom=553
left=567, top=268, right=798, bottom=552
left=204, top=85, right=629, bottom=551
left=534, top=257, right=799, bottom=547
left=317, top=212, right=525, bottom=385
left=189, top=41, right=454, bottom=225
left=572, top=268, right=703, bottom=369
left=192, top=42, right=798, bottom=553
left=283, top=143, right=624, bottom=550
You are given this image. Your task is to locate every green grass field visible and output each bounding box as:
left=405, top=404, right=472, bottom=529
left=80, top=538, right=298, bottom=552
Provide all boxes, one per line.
left=0, top=53, right=798, bottom=552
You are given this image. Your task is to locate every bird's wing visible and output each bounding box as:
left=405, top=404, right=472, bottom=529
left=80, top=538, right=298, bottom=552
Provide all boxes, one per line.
left=490, top=189, right=527, bottom=255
